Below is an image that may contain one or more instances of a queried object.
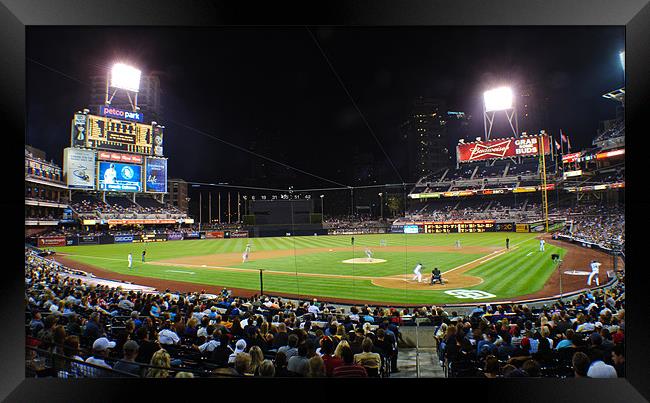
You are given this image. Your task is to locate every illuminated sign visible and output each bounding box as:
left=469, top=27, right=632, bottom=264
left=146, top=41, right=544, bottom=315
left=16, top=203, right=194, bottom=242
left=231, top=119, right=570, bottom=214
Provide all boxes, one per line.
left=97, top=151, right=143, bottom=164
left=63, top=147, right=96, bottom=189
left=562, top=152, right=580, bottom=163
left=596, top=149, right=625, bottom=159
left=513, top=186, right=537, bottom=193
left=84, top=114, right=154, bottom=154
left=145, top=157, right=168, bottom=193
left=457, top=135, right=550, bottom=162
left=98, top=161, right=142, bottom=192
left=563, top=170, right=582, bottom=179
left=99, top=106, right=144, bottom=122
left=404, top=225, right=419, bottom=234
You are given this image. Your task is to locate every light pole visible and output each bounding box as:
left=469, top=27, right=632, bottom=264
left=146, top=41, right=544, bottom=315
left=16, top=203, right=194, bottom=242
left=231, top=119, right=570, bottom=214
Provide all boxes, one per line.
left=378, top=192, right=384, bottom=221
left=483, top=86, right=518, bottom=140
left=320, top=195, right=324, bottom=224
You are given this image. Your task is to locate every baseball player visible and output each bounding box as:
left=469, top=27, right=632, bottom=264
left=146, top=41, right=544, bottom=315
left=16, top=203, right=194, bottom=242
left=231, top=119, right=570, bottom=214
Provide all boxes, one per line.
left=587, top=260, right=601, bottom=286
left=455, top=240, right=461, bottom=248
left=128, top=253, right=133, bottom=269
left=505, top=238, right=510, bottom=250
left=412, top=262, right=423, bottom=283
left=365, top=248, right=373, bottom=262
left=142, top=250, right=146, bottom=263
left=539, top=239, right=545, bottom=252
left=242, top=243, right=251, bottom=263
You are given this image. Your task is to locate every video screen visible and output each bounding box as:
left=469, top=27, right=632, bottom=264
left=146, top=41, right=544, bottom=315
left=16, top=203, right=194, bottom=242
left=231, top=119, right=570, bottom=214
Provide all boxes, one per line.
left=97, top=161, right=142, bottom=192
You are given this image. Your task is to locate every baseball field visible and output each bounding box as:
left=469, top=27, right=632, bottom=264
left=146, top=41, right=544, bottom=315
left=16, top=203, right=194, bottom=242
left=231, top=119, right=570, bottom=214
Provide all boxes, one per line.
left=48, top=232, right=585, bottom=305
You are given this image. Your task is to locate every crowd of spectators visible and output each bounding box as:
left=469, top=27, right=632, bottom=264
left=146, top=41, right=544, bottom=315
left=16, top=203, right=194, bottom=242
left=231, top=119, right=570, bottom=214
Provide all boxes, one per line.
left=432, top=277, right=625, bottom=378
left=70, top=197, right=186, bottom=220
left=25, top=248, right=402, bottom=378
left=557, top=205, right=624, bottom=249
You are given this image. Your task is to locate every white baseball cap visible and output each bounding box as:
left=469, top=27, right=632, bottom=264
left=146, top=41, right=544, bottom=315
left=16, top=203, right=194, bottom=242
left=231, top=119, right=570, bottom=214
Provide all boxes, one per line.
left=93, top=337, right=116, bottom=351
left=234, top=339, right=247, bottom=354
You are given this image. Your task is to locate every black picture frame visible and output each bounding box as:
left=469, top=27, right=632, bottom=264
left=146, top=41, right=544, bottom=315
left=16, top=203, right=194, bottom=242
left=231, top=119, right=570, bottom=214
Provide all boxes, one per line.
left=4, top=0, right=649, bottom=401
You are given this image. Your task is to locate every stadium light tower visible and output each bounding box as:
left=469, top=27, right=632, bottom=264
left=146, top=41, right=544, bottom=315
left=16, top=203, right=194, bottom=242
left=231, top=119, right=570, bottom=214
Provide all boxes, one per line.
left=483, top=86, right=519, bottom=140
left=105, top=63, right=142, bottom=112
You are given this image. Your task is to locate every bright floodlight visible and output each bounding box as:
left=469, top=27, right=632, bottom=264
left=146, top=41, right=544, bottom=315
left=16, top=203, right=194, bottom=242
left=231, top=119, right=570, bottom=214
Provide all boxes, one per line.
left=483, top=87, right=514, bottom=112
left=110, top=63, right=141, bottom=92
left=619, top=51, right=625, bottom=71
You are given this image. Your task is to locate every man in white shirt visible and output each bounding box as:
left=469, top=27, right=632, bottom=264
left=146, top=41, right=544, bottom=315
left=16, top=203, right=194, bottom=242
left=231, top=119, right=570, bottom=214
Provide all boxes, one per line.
left=587, top=359, right=618, bottom=378
left=158, top=320, right=180, bottom=345
left=308, top=300, right=320, bottom=316
left=103, top=163, right=117, bottom=186
left=587, top=260, right=601, bottom=286
left=84, top=337, right=115, bottom=377
left=127, top=253, right=133, bottom=269
left=539, top=239, right=545, bottom=252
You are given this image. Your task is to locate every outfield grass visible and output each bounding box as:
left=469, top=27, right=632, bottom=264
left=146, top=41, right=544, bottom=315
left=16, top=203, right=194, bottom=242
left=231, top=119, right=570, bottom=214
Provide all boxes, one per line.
left=51, top=232, right=563, bottom=305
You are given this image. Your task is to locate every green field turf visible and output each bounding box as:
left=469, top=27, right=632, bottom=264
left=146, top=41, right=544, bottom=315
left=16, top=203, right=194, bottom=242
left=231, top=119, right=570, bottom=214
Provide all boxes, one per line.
left=51, top=232, right=565, bottom=305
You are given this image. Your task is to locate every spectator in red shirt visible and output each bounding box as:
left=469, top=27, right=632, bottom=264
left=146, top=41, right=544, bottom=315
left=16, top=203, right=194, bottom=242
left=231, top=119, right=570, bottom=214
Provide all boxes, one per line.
left=319, top=336, right=343, bottom=377
left=332, top=346, right=368, bottom=378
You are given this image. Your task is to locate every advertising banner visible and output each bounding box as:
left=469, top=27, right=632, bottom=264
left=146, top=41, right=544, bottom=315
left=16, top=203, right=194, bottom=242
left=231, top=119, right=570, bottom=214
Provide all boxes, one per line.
left=167, top=233, right=184, bottom=241
left=403, top=225, right=420, bottom=234
left=38, top=237, right=66, bottom=247
left=133, top=234, right=168, bottom=243
left=184, top=232, right=201, bottom=239
left=152, top=125, right=164, bottom=157
left=99, top=105, right=144, bottom=122
left=78, top=235, right=99, bottom=245
left=64, top=147, right=96, bottom=190
left=145, top=158, right=168, bottom=193
left=98, top=161, right=142, bottom=192
left=114, top=235, right=134, bottom=243
left=562, top=152, right=581, bottom=163
left=97, top=151, right=143, bottom=164
left=516, top=224, right=530, bottom=233
left=494, top=222, right=515, bottom=232
left=106, top=219, right=176, bottom=225
left=65, top=237, right=79, bottom=246
left=71, top=113, right=88, bottom=148
left=457, top=135, right=550, bottom=163
left=230, top=231, right=249, bottom=238
left=206, top=231, right=225, bottom=239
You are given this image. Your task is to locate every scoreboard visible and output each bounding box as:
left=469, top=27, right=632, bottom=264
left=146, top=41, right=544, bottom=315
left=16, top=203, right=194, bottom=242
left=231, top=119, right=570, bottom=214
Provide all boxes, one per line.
left=86, top=114, right=154, bottom=154
left=423, top=221, right=496, bottom=233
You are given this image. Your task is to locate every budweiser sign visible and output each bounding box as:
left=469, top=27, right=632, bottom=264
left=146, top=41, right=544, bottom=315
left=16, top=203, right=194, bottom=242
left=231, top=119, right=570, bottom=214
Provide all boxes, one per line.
left=457, top=135, right=550, bottom=162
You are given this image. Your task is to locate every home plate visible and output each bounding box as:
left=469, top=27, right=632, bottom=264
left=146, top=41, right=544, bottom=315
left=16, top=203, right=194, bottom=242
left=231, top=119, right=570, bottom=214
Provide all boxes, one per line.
left=342, top=258, right=386, bottom=264
left=165, top=270, right=195, bottom=275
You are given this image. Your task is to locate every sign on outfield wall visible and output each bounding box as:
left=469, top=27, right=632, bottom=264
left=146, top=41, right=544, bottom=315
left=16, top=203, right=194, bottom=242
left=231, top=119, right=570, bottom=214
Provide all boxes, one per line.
left=206, top=231, right=225, bottom=239
left=38, top=236, right=66, bottom=247
left=63, top=147, right=96, bottom=189
left=456, top=135, right=550, bottom=163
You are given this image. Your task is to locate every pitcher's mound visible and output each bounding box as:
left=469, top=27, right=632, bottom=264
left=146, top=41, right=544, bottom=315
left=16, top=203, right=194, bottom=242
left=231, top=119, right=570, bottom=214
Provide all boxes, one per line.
left=342, top=258, right=386, bottom=264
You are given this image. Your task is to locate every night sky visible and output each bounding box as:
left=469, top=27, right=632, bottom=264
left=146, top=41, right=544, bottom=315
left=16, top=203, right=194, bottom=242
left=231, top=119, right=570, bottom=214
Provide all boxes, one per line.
left=26, top=26, right=624, bottom=189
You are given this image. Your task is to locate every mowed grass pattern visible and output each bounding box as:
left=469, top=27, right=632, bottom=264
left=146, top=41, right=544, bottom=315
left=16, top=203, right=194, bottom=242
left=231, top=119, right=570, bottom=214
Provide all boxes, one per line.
left=51, top=233, right=560, bottom=304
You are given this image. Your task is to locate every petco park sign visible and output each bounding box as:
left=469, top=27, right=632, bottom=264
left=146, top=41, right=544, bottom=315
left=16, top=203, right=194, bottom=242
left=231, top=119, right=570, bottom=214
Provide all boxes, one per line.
left=457, top=135, right=550, bottom=163
left=99, top=105, right=144, bottom=122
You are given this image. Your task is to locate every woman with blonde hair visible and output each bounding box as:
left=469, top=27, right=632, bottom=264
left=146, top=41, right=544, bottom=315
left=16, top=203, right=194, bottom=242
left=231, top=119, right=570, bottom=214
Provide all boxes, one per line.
left=248, top=345, right=265, bottom=376
left=146, top=349, right=171, bottom=378
left=308, top=355, right=326, bottom=377
left=333, top=340, right=350, bottom=359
